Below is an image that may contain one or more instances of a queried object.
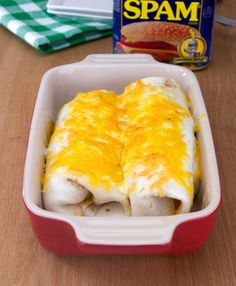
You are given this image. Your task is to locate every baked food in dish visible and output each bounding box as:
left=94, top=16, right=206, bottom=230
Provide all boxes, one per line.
left=116, top=22, right=200, bottom=61
left=119, top=78, right=199, bottom=215
left=43, top=78, right=200, bottom=216
left=43, top=90, right=130, bottom=216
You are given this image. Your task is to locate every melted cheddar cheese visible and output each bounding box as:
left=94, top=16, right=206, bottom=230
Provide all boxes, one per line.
left=44, top=80, right=196, bottom=203
left=118, top=80, right=194, bottom=198
left=44, top=90, right=124, bottom=192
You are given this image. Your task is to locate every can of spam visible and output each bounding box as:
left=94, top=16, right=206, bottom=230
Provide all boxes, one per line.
left=113, top=0, right=215, bottom=70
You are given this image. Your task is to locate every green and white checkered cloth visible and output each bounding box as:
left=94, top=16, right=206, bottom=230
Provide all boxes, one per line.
left=0, top=0, right=112, bottom=54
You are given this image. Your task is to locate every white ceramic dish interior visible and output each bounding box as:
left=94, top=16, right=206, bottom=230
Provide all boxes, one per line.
left=23, top=54, right=221, bottom=245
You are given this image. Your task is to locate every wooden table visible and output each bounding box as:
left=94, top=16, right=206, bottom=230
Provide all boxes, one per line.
left=0, top=1, right=235, bottom=285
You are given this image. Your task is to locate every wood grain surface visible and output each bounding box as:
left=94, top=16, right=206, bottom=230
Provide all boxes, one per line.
left=0, top=1, right=236, bottom=285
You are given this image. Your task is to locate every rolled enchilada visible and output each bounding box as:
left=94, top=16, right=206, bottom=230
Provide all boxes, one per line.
left=43, top=90, right=130, bottom=216
left=43, top=78, right=199, bottom=216
left=118, top=77, right=199, bottom=216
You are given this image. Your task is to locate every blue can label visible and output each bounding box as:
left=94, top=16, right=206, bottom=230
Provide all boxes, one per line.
left=113, top=0, right=215, bottom=70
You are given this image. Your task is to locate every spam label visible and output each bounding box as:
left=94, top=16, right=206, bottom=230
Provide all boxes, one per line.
left=113, top=0, right=215, bottom=70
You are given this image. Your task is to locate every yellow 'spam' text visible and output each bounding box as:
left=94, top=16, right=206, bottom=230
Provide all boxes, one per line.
left=123, top=0, right=200, bottom=21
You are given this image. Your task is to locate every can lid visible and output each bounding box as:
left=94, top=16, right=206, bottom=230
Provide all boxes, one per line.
left=47, top=0, right=112, bottom=19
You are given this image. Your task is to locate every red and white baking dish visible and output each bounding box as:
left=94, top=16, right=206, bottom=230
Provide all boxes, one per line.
left=23, top=54, right=221, bottom=255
